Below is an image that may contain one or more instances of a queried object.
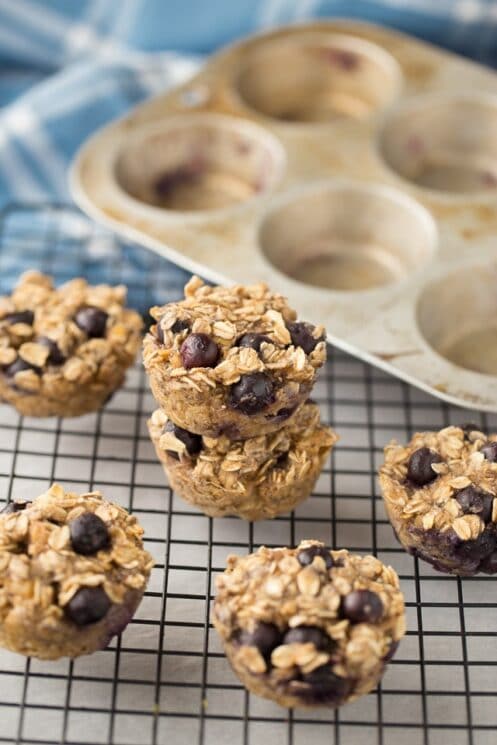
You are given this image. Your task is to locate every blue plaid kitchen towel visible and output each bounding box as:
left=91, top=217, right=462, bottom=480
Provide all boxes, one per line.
left=0, top=0, right=495, bottom=294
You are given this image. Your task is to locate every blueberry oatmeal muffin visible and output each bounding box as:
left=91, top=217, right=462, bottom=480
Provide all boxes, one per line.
left=0, top=271, right=142, bottom=417
left=148, top=401, right=337, bottom=520
left=0, top=484, right=153, bottom=659
left=380, top=424, right=497, bottom=575
left=213, top=541, right=405, bottom=708
left=143, top=276, right=326, bottom=439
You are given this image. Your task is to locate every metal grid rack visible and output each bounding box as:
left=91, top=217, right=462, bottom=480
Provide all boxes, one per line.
left=0, top=203, right=496, bottom=745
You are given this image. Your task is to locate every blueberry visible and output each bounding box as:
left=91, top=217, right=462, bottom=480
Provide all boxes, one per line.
left=481, top=442, right=497, bottom=463
left=155, top=322, right=164, bottom=343
left=234, top=622, right=282, bottom=661
left=216, top=423, right=241, bottom=439
left=283, top=626, right=333, bottom=652
left=287, top=322, right=324, bottom=355
left=301, top=665, right=350, bottom=704
left=74, top=306, right=108, bottom=338
left=383, top=639, right=399, bottom=662
left=163, top=420, right=202, bottom=456
left=65, top=586, right=111, bottom=626
left=228, top=373, right=275, bottom=415
left=480, top=551, right=497, bottom=574
left=180, top=333, right=219, bottom=369
left=4, top=357, right=40, bottom=377
left=69, top=513, right=110, bottom=555
left=156, top=317, right=190, bottom=342
left=266, top=405, right=298, bottom=424
left=407, top=447, right=441, bottom=486
left=297, top=544, right=333, bottom=569
left=341, top=590, right=383, bottom=624
left=104, top=390, right=115, bottom=405
left=461, top=422, right=483, bottom=440
left=274, top=452, right=289, bottom=469
left=236, top=333, right=272, bottom=353
left=454, top=527, right=496, bottom=562
left=3, top=310, right=34, bottom=326
left=455, top=486, right=494, bottom=524
left=171, top=319, right=190, bottom=334
left=37, top=336, right=65, bottom=365
left=1, top=500, right=30, bottom=514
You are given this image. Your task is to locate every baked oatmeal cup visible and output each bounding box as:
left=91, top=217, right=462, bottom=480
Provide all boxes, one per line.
left=0, top=484, right=153, bottom=659
left=143, top=276, right=327, bottom=439
left=148, top=401, right=337, bottom=520
left=213, top=541, right=405, bottom=708
left=0, top=271, right=142, bottom=417
left=380, top=424, right=497, bottom=575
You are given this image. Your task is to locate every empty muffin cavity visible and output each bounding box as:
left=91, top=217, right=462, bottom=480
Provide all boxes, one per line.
left=259, top=182, right=437, bottom=291
left=417, top=264, right=497, bottom=376
left=379, top=93, right=497, bottom=196
left=115, top=115, right=285, bottom=213
left=235, top=33, right=401, bottom=124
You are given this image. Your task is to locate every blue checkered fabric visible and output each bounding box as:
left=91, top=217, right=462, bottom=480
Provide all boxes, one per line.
left=1, top=0, right=496, bottom=203
left=0, top=0, right=494, bottom=293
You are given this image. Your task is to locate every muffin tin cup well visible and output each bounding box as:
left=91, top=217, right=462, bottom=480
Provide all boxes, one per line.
left=71, top=20, right=497, bottom=411
left=113, top=113, right=287, bottom=219
left=416, top=262, right=497, bottom=377
left=378, top=92, right=497, bottom=199
left=257, top=180, right=437, bottom=293
left=234, top=31, right=402, bottom=124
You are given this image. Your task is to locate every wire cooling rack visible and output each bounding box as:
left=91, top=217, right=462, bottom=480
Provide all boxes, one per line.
left=0, top=203, right=496, bottom=745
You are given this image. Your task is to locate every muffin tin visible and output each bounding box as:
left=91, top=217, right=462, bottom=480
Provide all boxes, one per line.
left=70, top=20, right=497, bottom=412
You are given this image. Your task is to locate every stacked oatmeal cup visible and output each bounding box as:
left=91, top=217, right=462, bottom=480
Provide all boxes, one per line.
left=143, top=276, right=337, bottom=520
left=143, top=278, right=406, bottom=711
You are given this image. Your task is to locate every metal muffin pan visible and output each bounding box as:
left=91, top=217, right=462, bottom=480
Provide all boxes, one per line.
left=70, top=20, right=497, bottom=412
